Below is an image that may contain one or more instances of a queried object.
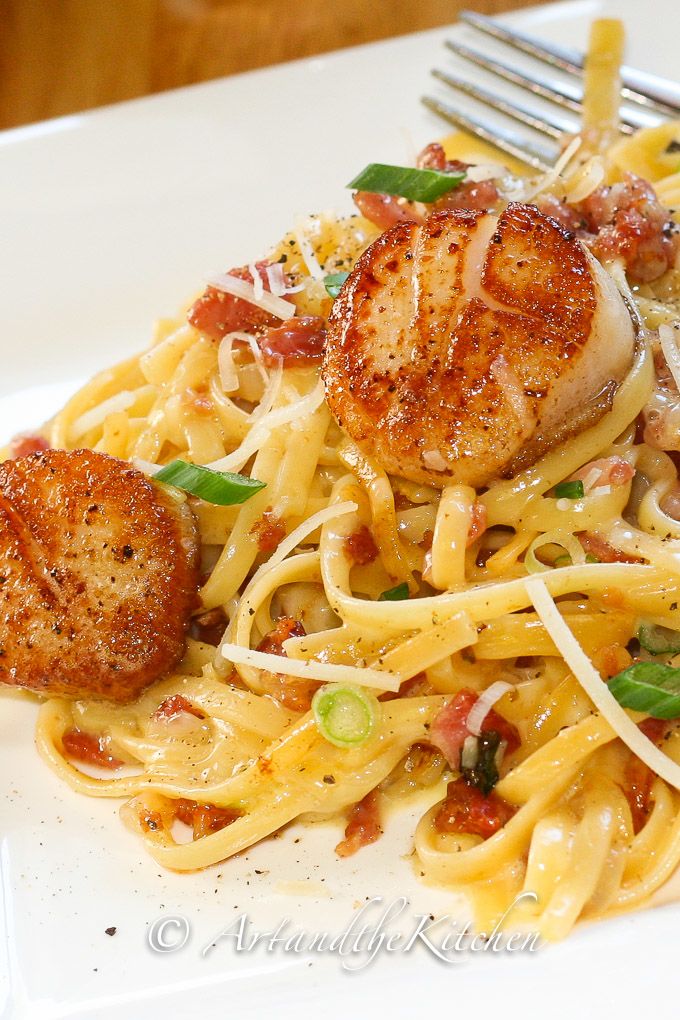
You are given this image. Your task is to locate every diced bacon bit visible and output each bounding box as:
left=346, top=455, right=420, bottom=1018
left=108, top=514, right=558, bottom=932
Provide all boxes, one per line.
left=466, top=502, right=488, bottom=547
left=256, top=617, right=320, bottom=712
left=570, top=456, right=635, bottom=490
left=592, top=643, right=633, bottom=680
left=344, top=525, right=379, bottom=566
left=259, top=315, right=326, bottom=367
left=188, top=262, right=293, bottom=341
left=577, top=532, right=644, bottom=564
left=257, top=616, right=305, bottom=655
left=380, top=671, right=432, bottom=702
left=8, top=433, right=50, bottom=459
left=581, top=173, right=679, bottom=284
left=416, top=142, right=468, bottom=174
left=191, top=607, right=227, bottom=646
left=434, top=777, right=516, bottom=839
left=250, top=509, right=286, bottom=553
left=335, top=789, right=383, bottom=857
left=417, top=143, right=501, bottom=212
left=393, top=491, right=414, bottom=512
left=61, top=729, right=124, bottom=770
left=537, top=193, right=587, bottom=233
left=174, top=798, right=241, bottom=840
left=353, top=190, right=422, bottom=230
left=429, top=688, right=521, bottom=770
left=622, top=718, right=669, bottom=833
left=540, top=173, right=679, bottom=284
left=435, top=178, right=500, bottom=214
left=181, top=386, right=212, bottom=414
left=419, top=528, right=434, bottom=552
left=139, top=807, right=164, bottom=833
left=152, top=693, right=205, bottom=722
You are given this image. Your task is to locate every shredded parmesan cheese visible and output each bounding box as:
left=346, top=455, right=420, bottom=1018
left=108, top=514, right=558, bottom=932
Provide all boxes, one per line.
left=248, top=263, right=264, bottom=300
left=526, top=576, right=680, bottom=791
left=525, top=136, right=582, bottom=202
left=131, top=457, right=162, bottom=476
left=207, top=379, right=325, bottom=474
left=70, top=391, right=136, bottom=441
left=219, top=641, right=398, bottom=693
left=217, top=333, right=240, bottom=393
left=265, top=263, right=287, bottom=297
left=263, top=500, right=357, bottom=580
left=465, top=163, right=506, bottom=183
left=466, top=681, right=514, bottom=736
left=294, top=217, right=325, bottom=281
left=207, top=272, right=294, bottom=320
left=580, top=467, right=603, bottom=494
left=564, top=156, right=606, bottom=204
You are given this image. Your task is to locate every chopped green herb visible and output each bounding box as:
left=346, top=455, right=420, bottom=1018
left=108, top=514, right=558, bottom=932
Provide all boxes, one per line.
left=324, top=272, right=350, bottom=299
left=638, top=623, right=680, bottom=656
left=554, top=480, right=585, bottom=500
left=585, top=553, right=600, bottom=563
left=378, top=582, right=410, bottom=602
left=154, top=460, right=265, bottom=506
left=461, top=730, right=503, bottom=795
left=312, top=684, right=379, bottom=748
left=608, top=662, right=680, bottom=719
left=347, top=163, right=466, bottom=203
left=554, top=554, right=572, bottom=568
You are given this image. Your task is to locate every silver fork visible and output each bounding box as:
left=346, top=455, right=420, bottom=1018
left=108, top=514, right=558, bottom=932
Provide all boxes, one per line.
left=422, top=10, right=680, bottom=172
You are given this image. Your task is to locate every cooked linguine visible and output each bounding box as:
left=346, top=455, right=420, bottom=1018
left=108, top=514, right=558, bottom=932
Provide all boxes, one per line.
left=10, top=20, right=680, bottom=941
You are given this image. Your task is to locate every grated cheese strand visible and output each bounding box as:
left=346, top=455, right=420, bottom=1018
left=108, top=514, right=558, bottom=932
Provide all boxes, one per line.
left=70, top=391, right=136, bottom=441
left=294, top=217, right=325, bottom=280
left=207, top=272, right=295, bottom=320
left=526, top=576, right=680, bottom=791
left=219, top=641, right=399, bottom=693
left=467, top=681, right=514, bottom=736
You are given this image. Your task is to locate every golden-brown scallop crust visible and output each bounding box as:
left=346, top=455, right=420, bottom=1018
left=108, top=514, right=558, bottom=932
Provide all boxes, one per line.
left=323, top=203, right=624, bottom=487
left=0, top=448, right=200, bottom=703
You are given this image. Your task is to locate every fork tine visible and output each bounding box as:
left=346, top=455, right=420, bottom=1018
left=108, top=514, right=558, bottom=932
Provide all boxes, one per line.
left=459, top=10, right=680, bottom=118
left=459, top=11, right=583, bottom=75
left=445, top=40, right=638, bottom=135
left=431, top=68, right=570, bottom=140
left=421, top=95, right=555, bottom=171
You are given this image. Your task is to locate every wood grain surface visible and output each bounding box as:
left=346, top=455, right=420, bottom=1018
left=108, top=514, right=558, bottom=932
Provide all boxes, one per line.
left=0, top=0, right=538, bottom=130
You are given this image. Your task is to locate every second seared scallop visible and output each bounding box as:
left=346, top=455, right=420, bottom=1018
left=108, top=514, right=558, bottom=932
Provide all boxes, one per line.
left=322, top=202, right=635, bottom=488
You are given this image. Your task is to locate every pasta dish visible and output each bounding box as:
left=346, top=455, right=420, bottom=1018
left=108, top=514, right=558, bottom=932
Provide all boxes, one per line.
left=4, top=19, right=680, bottom=942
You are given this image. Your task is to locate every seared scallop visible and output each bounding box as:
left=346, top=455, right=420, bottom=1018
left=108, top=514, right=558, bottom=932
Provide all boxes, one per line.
left=323, top=203, right=635, bottom=487
left=0, top=449, right=199, bottom=703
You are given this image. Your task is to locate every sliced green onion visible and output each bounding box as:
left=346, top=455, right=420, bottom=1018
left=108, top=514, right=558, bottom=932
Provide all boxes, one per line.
left=460, top=730, right=502, bottom=795
left=154, top=460, right=266, bottom=505
left=585, top=553, right=600, bottom=563
left=553, top=554, right=572, bottom=568
left=324, top=272, right=349, bottom=298
left=608, top=662, right=680, bottom=719
left=378, top=582, right=410, bottom=602
left=638, top=623, right=680, bottom=656
left=347, top=163, right=466, bottom=203
left=312, top=683, right=380, bottom=748
left=554, top=480, right=585, bottom=500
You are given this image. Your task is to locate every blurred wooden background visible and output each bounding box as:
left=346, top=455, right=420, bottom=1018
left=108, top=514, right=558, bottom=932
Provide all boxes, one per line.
left=0, top=0, right=536, bottom=130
